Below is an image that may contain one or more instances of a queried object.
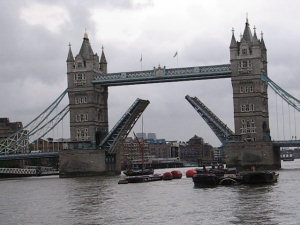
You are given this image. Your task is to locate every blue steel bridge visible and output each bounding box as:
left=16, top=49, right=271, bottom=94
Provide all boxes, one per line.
left=0, top=63, right=299, bottom=161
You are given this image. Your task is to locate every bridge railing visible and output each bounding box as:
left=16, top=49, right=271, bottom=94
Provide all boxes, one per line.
left=93, top=64, right=232, bottom=86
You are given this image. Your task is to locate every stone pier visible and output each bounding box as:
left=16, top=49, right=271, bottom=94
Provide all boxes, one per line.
left=225, top=141, right=281, bottom=170
left=59, top=149, right=121, bottom=178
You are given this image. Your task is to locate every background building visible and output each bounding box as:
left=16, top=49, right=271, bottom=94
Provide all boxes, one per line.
left=180, top=135, right=214, bottom=164
left=0, top=118, right=28, bottom=153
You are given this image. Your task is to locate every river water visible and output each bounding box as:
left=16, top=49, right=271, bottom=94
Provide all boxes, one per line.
left=1, top=160, right=300, bottom=225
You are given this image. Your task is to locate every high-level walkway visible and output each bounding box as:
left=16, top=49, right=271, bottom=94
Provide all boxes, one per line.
left=93, top=64, right=231, bottom=86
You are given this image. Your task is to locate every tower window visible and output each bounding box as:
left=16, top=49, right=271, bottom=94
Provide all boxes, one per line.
left=241, top=104, right=255, bottom=112
left=75, top=113, right=88, bottom=122
left=75, top=96, right=88, bottom=104
left=76, top=128, right=89, bottom=141
left=249, top=86, right=253, bottom=92
left=239, top=60, right=252, bottom=68
left=74, top=73, right=86, bottom=86
left=242, top=48, right=247, bottom=55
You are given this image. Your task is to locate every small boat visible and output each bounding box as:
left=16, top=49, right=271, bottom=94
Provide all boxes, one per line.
left=119, top=174, right=163, bottom=184
left=240, top=171, right=279, bottom=184
left=123, top=168, right=154, bottom=176
left=192, top=173, right=219, bottom=187
left=171, top=170, right=182, bottom=179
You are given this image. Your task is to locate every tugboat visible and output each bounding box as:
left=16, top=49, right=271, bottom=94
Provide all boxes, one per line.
left=123, top=168, right=154, bottom=176
left=192, top=173, right=219, bottom=187
left=192, top=166, right=219, bottom=187
left=192, top=166, right=241, bottom=187
left=118, top=174, right=163, bottom=184
left=240, top=171, right=279, bottom=184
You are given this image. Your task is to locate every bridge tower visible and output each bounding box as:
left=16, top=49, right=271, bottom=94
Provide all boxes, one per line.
left=60, top=33, right=113, bottom=177
left=226, top=19, right=281, bottom=169
left=66, top=33, right=108, bottom=149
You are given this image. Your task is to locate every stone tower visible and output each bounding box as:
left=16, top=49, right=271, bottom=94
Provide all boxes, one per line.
left=226, top=19, right=280, bottom=169
left=66, top=33, right=108, bottom=148
left=230, top=18, right=270, bottom=142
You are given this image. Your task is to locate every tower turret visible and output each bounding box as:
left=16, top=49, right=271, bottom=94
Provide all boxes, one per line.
left=100, top=46, right=107, bottom=74
left=66, top=43, right=74, bottom=72
left=230, top=29, right=238, bottom=58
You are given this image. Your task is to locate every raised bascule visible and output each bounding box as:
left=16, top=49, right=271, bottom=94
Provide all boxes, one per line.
left=1, top=18, right=300, bottom=177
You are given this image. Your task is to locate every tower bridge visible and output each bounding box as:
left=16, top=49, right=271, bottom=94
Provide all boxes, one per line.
left=1, top=18, right=300, bottom=176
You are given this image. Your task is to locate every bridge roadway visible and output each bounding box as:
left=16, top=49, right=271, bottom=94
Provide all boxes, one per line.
left=1, top=139, right=300, bottom=161
left=0, top=152, right=58, bottom=161
left=93, top=64, right=232, bottom=86
left=273, top=140, right=300, bottom=148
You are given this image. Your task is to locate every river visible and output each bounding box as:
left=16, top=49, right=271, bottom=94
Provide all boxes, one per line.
left=1, top=160, right=300, bottom=225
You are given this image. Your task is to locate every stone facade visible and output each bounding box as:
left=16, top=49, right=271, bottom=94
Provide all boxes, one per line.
left=180, top=135, right=214, bottom=163
left=226, top=141, right=280, bottom=170
left=59, top=149, right=121, bottom=177
left=66, top=34, right=108, bottom=148
left=0, top=118, right=23, bottom=140
left=0, top=118, right=28, bottom=153
left=226, top=19, right=280, bottom=170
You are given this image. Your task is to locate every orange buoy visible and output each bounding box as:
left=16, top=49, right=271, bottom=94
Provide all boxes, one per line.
left=171, top=170, right=182, bottom=179
left=163, top=172, right=173, bottom=180
left=186, top=169, right=197, bottom=178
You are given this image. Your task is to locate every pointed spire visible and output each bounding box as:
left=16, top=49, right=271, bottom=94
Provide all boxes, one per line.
left=78, top=32, right=94, bottom=59
left=260, top=31, right=266, bottom=49
left=100, top=45, right=107, bottom=64
left=84, top=28, right=88, bottom=39
left=230, top=28, right=237, bottom=48
left=100, top=45, right=107, bottom=73
left=242, top=17, right=253, bottom=43
left=66, top=43, right=74, bottom=62
left=252, top=25, right=259, bottom=46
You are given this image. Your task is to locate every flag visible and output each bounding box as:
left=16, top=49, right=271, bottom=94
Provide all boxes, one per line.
left=173, top=51, right=178, bottom=57
left=140, top=54, right=142, bottom=62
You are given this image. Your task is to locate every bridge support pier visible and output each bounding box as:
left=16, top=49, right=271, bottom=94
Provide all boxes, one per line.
left=225, top=141, right=281, bottom=170
left=59, top=149, right=121, bottom=178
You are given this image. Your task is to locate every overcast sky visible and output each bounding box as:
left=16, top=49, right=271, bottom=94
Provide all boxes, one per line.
left=0, top=0, right=299, bottom=147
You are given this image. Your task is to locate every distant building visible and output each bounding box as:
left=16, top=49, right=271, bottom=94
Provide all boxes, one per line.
left=29, top=138, right=69, bottom=153
left=136, top=133, right=147, bottom=139
left=147, top=133, right=157, bottom=140
left=121, top=137, right=152, bottom=169
left=213, top=147, right=225, bottom=163
left=0, top=118, right=28, bottom=153
left=0, top=118, right=23, bottom=140
left=148, top=140, right=172, bottom=158
left=180, top=135, right=214, bottom=164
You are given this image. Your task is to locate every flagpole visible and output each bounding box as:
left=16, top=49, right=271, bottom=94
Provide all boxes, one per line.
left=173, top=51, right=178, bottom=67
left=140, top=53, right=143, bottom=70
